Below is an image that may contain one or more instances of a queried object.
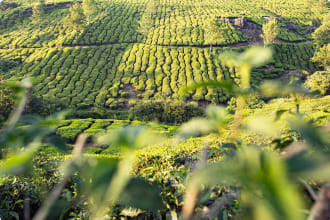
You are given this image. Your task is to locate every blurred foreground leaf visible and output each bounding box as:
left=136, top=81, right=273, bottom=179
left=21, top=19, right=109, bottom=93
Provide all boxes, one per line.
left=260, top=80, right=311, bottom=97
left=192, top=147, right=305, bottom=220
left=220, top=47, right=272, bottom=68
left=118, top=178, right=165, bottom=212
left=177, top=106, right=232, bottom=139
left=245, top=116, right=281, bottom=137
left=97, top=126, right=164, bottom=149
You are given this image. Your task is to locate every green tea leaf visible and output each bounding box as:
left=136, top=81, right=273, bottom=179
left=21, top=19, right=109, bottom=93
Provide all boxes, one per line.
left=118, top=178, right=165, bottom=212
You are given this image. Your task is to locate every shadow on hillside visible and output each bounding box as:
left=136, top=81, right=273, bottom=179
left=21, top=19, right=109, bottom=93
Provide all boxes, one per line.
left=64, top=1, right=144, bottom=46
left=1, top=0, right=148, bottom=111
left=2, top=42, right=135, bottom=110
left=0, top=58, right=21, bottom=73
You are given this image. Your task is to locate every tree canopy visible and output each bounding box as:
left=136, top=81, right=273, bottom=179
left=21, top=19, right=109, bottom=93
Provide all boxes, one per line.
left=31, top=0, right=44, bottom=27
left=82, top=0, right=98, bottom=21
left=261, top=19, right=279, bottom=45
left=65, top=3, right=86, bottom=30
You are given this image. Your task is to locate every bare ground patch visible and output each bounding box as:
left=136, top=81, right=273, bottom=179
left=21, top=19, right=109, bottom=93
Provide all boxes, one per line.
left=218, top=17, right=263, bottom=46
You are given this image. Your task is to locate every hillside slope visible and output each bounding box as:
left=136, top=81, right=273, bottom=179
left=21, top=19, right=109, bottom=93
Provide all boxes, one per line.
left=0, top=0, right=324, bottom=110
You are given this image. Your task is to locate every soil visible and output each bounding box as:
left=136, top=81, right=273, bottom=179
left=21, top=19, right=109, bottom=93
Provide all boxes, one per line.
left=281, top=69, right=307, bottom=80
left=123, top=84, right=139, bottom=99
left=218, top=17, right=263, bottom=45
left=239, top=20, right=263, bottom=45
left=265, top=64, right=275, bottom=72
left=0, top=2, right=18, bottom=11
left=198, top=100, right=211, bottom=108
left=121, top=84, right=141, bottom=110
left=45, top=1, right=78, bottom=10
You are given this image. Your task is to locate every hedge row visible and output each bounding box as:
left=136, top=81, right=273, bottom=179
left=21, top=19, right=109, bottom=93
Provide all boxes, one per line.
left=0, top=0, right=318, bottom=49
left=0, top=42, right=317, bottom=108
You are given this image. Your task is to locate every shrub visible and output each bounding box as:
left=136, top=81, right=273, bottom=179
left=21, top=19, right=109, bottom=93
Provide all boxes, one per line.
left=130, top=99, right=203, bottom=124
left=0, top=79, right=15, bottom=124
left=0, top=59, right=18, bottom=72
left=304, top=71, right=330, bottom=95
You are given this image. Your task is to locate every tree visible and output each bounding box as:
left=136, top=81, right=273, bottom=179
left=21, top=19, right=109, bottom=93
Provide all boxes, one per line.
left=261, top=19, right=279, bottom=46
left=313, top=25, right=330, bottom=49
left=312, top=12, right=330, bottom=71
left=82, top=0, right=98, bottom=22
left=0, top=78, right=15, bottom=124
left=0, top=1, right=18, bottom=10
left=137, top=14, right=152, bottom=39
left=137, top=0, right=155, bottom=41
left=65, top=3, right=86, bottom=31
left=310, top=0, right=328, bottom=21
left=204, top=19, right=225, bottom=56
left=304, top=70, right=330, bottom=95
left=31, top=0, right=45, bottom=28
left=312, top=12, right=330, bottom=49
left=312, top=43, right=330, bottom=70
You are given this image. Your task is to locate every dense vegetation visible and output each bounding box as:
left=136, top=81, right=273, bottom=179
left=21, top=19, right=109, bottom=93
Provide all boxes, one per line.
left=0, top=0, right=329, bottom=219
left=0, top=0, right=325, bottom=112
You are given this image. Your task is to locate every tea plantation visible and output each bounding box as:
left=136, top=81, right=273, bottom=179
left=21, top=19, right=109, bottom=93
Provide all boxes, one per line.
left=0, top=0, right=322, bottom=110
left=1, top=0, right=329, bottom=219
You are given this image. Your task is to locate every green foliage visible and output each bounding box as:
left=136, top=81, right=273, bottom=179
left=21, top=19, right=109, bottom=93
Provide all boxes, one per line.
left=0, top=79, right=15, bottom=124
left=304, top=70, right=330, bottom=95
left=0, top=79, right=68, bottom=176
left=261, top=19, right=280, bottom=45
left=1, top=68, right=330, bottom=219
left=137, top=0, right=154, bottom=38
left=138, top=14, right=152, bottom=37
left=0, top=59, right=17, bottom=72
left=82, top=0, right=98, bottom=21
left=130, top=99, right=203, bottom=124
left=2, top=43, right=313, bottom=108
left=177, top=106, right=232, bottom=139
left=0, top=1, right=330, bottom=218
left=0, top=1, right=18, bottom=11
left=312, top=43, right=330, bottom=70
left=0, top=0, right=320, bottom=108
left=0, top=80, right=64, bottom=125
left=177, top=47, right=330, bottom=220
left=312, top=12, right=330, bottom=49
left=203, top=19, right=226, bottom=54
left=64, top=3, right=86, bottom=30
left=31, top=0, right=44, bottom=25
left=54, top=118, right=176, bottom=143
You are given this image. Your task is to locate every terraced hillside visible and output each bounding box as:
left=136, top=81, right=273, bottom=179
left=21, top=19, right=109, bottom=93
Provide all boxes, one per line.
left=0, top=0, right=324, bottom=109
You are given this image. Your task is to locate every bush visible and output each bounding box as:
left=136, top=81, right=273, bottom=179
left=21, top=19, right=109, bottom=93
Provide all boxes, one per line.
left=0, top=59, right=18, bottom=72
left=25, top=94, right=67, bottom=117
left=304, top=71, right=330, bottom=95
left=130, top=99, right=203, bottom=124
left=0, top=83, right=14, bottom=124
left=0, top=152, right=63, bottom=219
left=67, top=108, right=129, bottom=120
left=0, top=83, right=65, bottom=124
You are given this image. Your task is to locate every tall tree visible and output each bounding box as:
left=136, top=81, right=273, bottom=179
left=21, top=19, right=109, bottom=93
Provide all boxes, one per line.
left=312, top=43, right=330, bottom=71
left=204, top=19, right=225, bottom=56
left=304, top=70, right=330, bottom=95
left=310, top=0, right=328, bottom=20
left=312, top=12, right=330, bottom=49
left=31, top=0, right=45, bottom=28
left=137, top=14, right=152, bottom=39
left=137, top=0, right=155, bottom=41
left=261, top=19, right=279, bottom=46
left=82, top=0, right=98, bottom=22
left=65, top=3, right=86, bottom=31
left=311, top=12, right=329, bottom=71
left=0, top=79, right=15, bottom=124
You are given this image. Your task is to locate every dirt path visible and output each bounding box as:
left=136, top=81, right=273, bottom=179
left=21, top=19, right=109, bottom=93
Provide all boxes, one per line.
left=3, top=38, right=312, bottom=50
